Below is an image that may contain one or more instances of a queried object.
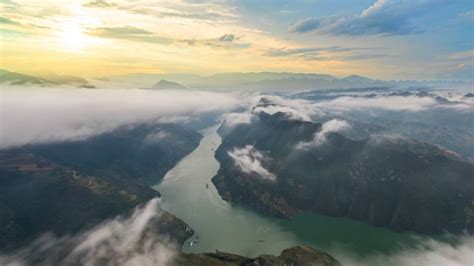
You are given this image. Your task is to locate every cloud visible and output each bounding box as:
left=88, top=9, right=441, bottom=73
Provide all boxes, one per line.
left=83, top=0, right=117, bottom=8
left=288, top=17, right=321, bottom=33
left=314, top=95, right=473, bottom=112
left=266, top=46, right=368, bottom=56
left=459, top=11, right=474, bottom=22
left=88, top=26, right=249, bottom=49
left=429, top=50, right=474, bottom=80
left=93, top=26, right=153, bottom=36
left=87, top=26, right=173, bottom=45
left=252, top=95, right=323, bottom=122
left=222, top=112, right=255, bottom=128
left=228, top=145, right=275, bottom=181
left=0, top=0, right=18, bottom=10
left=265, top=47, right=327, bottom=58
left=343, top=53, right=386, bottom=61
left=219, top=34, right=236, bottom=42
left=80, top=1, right=251, bottom=50
left=0, top=87, right=242, bottom=149
left=0, top=198, right=178, bottom=266
left=340, top=236, right=474, bottom=266
left=0, top=16, right=19, bottom=25
left=83, top=0, right=238, bottom=22
left=316, top=119, right=351, bottom=143
left=297, top=119, right=351, bottom=149
left=264, top=46, right=387, bottom=61
left=289, top=0, right=451, bottom=36
left=184, top=35, right=251, bottom=49
left=144, top=129, right=170, bottom=144
left=253, top=105, right=312, bottom=122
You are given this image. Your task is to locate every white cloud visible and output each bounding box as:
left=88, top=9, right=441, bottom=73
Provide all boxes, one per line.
left=290, top=0, right=451, bottom=36
left=341, top=236, right=474, bottom=266
left=314, top=95, right=473, bottom=113
left=251, top=95, right=324, bottom=122
left=144, top=129, right=170, bottom=143
left=0, top=87, right=242, bottom=149
left=317, top=119, right=351, bottom=142
left=316, top=95, right=437, bottom=112
left=297, top=119, right=351, bottom=149
left=228, top=145, right=275, bottom=181
left=253, top=105, right=312, bottom=122
left=0, top=198, right=178, bottom=266
left=222, top=112, right=255, bottom=128
left=313, top=95, right=474, bottom=112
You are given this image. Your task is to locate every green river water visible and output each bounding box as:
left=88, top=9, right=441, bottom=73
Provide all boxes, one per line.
left=153, top=125, right=438, bottom=261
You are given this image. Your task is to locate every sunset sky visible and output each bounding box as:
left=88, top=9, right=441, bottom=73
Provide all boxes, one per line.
left=1, top=0, right=472, bottom=80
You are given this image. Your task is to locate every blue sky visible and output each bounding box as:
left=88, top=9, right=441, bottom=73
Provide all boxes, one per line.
left=235, top=0, right=473, bottom=79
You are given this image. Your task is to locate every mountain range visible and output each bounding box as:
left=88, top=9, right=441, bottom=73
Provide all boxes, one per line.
left=0, top=69, right=92, bottom=88
left=106, top=72, right=472, bottom=91
left=0, top=122, right=341, bottom=265
left=0, top=124, right=200, bottom=250
left=213, top=100, right=474, bottom=234
left=2, top=68, right=472, bottom=92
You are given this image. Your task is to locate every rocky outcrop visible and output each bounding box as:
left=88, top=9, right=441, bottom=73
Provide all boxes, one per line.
left=178, top=245, right=341, bottom=266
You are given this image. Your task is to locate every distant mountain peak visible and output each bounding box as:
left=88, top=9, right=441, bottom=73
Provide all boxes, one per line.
left=341, top=75, right=374, bottom=83
left=0, top=69, right=90, bottom=87
left=152, top=79, right=188, bottom=90
left=0, top=69, right=55, bottom=85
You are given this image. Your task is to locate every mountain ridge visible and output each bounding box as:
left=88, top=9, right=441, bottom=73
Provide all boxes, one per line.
left=212, top=105, right=474, bottom=234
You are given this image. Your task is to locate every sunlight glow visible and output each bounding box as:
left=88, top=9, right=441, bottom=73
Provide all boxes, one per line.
left=58, top=20, right=86, bottom=51
left=56, top=3, right=103, bottom=52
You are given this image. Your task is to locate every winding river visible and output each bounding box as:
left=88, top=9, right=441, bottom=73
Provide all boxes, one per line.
left=153, top=125, right=426, bottom=259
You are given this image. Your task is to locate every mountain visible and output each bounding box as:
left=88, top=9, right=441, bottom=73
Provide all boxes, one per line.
left=178, top=245, right=340, bottom=265
left=0, top=123, right=201, bottom=250
left=107, top=72, right=338, bottom=89
left=106, top=72, right=388, bottom=91
left=292, top=88, right=474, bottom=159
left=463, top=93, right=474, bottom=98
left=106, top=72, right=472, bottom=92
left=152, top=79, right=188, bottom=90
left=0, top=69, right=55, bottom=85
left=0, top=69, right=92, bottom=87
left=0, top=122, right=342, bottom=265
left=0, top=149, right=192, bottom=250
left=30, top=123, right=202, bottom=186
left=342, top=74, right=375, bottom=83
left=239, top=78, right=387, bottom=92
left=212, top=102, right=474, bottom=234
left=43, top=74, right=89, bottom=86
left=208, top=72, right=337, bottom=83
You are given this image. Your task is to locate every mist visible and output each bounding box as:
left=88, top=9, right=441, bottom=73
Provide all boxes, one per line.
left=297, top=119, right=351, bottom=149
left=339, top=236, right=474, bottom=266
left=313, top=95, right=473, bottom=113
left=0, top=198, right=178, bottom=266
left=228, top=145, right=276, bottom=181
left=0, top=87, right=243, bottom=149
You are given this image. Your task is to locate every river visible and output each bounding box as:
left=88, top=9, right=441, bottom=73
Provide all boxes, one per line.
left=153, top=125, right=427, bottom=259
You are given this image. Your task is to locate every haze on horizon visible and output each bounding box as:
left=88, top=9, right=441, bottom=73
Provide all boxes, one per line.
left=1, top=0, right=473, bottom=81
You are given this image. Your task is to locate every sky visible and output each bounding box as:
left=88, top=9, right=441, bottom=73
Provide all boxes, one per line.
left=0, top=0, right=472, bottom=80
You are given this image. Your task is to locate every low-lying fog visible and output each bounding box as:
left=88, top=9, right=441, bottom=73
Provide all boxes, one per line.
left=1, top=83, right=473, bottom=265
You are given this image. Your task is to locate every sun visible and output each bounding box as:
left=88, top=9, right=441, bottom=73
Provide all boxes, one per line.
left=59, top=20, right=87, bottom=51
left=56, top=4, right=102, bottom=52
